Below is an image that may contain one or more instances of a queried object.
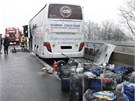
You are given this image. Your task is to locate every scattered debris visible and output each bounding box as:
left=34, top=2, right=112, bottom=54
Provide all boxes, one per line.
left=41, top=67, right=54, bottom=74
left=10, top=47, right=30, bottom=53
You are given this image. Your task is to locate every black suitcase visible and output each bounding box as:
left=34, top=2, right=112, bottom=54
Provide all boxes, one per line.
left=58, top=59, right=79, bottom=78
left=69, top=74, right=89, bottom=101
left=59, top=63, right=76, bottom=92
left=60, top=59, right=83, bottom=92
left=61, top=77, right=70, bottom=92
left=60, top=65, right=77, bottom=92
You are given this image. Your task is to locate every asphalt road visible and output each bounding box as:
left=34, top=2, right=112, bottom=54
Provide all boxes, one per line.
left=0, top=46, right=69, bottom=101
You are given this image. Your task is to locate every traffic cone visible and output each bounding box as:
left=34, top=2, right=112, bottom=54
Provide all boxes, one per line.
left=53, top=60, right=57, bottom=71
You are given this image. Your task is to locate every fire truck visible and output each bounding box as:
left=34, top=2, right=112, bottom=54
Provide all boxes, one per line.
left=5, top=27, right=21, bottom=44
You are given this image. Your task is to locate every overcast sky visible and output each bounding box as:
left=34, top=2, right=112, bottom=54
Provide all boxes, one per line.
left=0, top=0, right=124, bottom=35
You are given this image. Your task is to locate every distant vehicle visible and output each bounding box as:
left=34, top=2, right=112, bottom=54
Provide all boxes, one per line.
left=5, top=27, right=21, bottom=44
left=29, top=3, right=84, bottom=59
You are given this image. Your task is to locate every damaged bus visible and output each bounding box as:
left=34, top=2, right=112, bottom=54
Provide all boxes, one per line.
left=29, top=3, right=84, bottom=58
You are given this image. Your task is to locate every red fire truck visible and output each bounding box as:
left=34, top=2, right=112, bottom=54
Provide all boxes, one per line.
left=5, top=27, right=21, bottom=44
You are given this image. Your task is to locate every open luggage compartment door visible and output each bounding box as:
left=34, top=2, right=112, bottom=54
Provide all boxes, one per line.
left=94, top=44, right=115, bottom=65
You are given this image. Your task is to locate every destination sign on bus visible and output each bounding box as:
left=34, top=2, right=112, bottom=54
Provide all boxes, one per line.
left=50, top=24, right=80, bottom=29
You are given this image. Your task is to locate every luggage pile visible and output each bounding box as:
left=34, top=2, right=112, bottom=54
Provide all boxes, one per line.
left=55, top=44, right=135, bottom=101
left=70, top=64, right=135, bottom=101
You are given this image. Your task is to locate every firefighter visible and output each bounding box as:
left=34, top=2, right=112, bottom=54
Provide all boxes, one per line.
left=3, top=35, right=10, bottom=54
left=20, top=35, right=26, bottom=48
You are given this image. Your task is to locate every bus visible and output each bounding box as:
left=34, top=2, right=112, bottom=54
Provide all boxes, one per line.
left=29, top=3, right=84, bottom=58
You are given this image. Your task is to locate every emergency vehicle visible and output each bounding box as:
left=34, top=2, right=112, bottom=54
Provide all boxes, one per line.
left=5, top=27, right=21, bottom=44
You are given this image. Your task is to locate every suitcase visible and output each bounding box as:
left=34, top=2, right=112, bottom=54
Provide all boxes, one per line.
left=101, top=72, right=117, bottom=90
left=61, top=77, right=70, bottom=92
left=113, top=66, right=135, bottom=81
left=70, top=75, right=102, bottom=101
left=83, top=78, right=103, bottom=101
left=114, top=66, right=135, bottom=76
left=86, top=66, right=103, bottom=76
left=60, top=65, right=74, bottom=92
left=60, top=60, right=83, bottom=92
left=58, top=58, right=83, bottom=78
left=123, top=83, right=135, bottom=101
left=69, top=74, right=89, bottom=101
left=87, top=78, right=103, bottom=91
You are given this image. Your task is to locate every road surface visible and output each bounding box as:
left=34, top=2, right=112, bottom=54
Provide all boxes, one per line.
left=0, top=46, right=69, bottom=101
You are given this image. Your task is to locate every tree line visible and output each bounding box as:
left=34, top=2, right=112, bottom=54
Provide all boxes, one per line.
left=85, top=0, right=135, bottom=41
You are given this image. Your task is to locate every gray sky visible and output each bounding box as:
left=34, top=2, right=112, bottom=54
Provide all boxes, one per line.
left=0, top=0, right=124, bottom=35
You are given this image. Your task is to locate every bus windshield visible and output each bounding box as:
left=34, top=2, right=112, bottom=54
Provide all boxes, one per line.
left=48, top=4, right=82, bottom=20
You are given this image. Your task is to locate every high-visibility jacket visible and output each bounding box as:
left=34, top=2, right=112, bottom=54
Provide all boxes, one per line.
left=21, top=36, right=25, bottom=43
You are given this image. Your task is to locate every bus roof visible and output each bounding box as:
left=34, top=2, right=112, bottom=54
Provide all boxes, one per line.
left=29, top=2, right=82, bottom=22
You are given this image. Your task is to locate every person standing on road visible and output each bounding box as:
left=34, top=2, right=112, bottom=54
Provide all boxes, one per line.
left=20, top=35, right=25, bottom=47
left=3, top=35, right=10, bottom=54
left=0, top=34, right=2, bottom=54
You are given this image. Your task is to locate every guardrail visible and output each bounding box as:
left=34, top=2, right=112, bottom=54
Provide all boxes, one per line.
left=84, top=41, right=135, bottom=55
left=84, top=47, right=135, bottom=66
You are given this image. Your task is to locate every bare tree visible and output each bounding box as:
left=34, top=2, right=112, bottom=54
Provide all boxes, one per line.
left=85, top=20, right=127, bottom=41
left=113, top=27, right=128, bottom=41
left=84, top=21, right=101, bottom=40
left=119, top=0, right=135, bottom=36
left=100, top=21, right=127, bottom=41
left=100, top=21, right=114, bottom=40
